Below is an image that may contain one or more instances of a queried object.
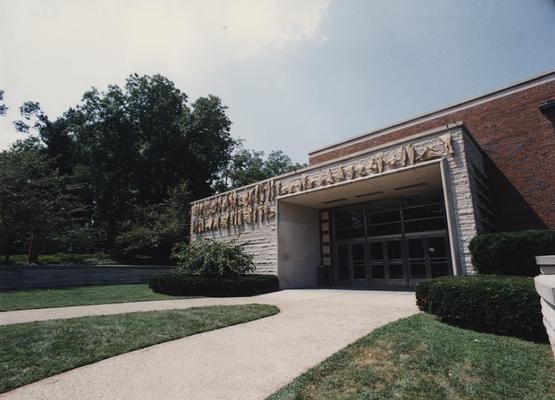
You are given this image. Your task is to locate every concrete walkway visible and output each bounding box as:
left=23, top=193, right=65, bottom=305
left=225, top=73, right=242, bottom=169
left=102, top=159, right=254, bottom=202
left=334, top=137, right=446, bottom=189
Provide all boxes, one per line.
left=0, top=289, right=417, bottom=400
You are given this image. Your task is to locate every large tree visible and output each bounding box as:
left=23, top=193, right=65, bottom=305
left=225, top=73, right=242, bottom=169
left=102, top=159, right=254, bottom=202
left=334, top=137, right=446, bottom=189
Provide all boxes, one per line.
left=0, top=147, right=75, bottom=263
left=227, top=147, right=306, bottom=188
left=65, top=74, right=234, bottom=253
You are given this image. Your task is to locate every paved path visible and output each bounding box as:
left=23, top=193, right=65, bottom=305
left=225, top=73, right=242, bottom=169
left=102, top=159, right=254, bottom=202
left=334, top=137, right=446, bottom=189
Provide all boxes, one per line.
left=0, top=289, right=417, bottom=400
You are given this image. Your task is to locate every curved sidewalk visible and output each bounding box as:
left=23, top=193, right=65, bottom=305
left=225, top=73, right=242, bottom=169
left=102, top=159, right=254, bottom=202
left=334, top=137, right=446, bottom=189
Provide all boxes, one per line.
left=0, top=289, right=417, bottom=400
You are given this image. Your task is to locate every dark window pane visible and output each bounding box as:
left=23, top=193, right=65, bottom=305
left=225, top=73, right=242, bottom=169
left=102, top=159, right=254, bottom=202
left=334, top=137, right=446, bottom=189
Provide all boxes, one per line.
left=387, top=241, right=402, bottom=259
left=353, top=262, right=366, bottom=279
left=402, top=192, right=443, bottom=208
left=365, top=198, right=399, bottom=213
left=403, top=204, right=444, bottom=220
left=339, top=262, right=350, bottom=279
left=338, top=244, right=349, bottom=261
left=335, top=227, right=365, bottom=240
left=334, top=206, right=364, bottom=230
left=404, top=218, right=445, bottom=233
left=431, top=262, right=449, bottom=277
left=389, top=263, right=404, bottom=279
left=369, top=242, right=383, bottom=261
left=366, top=210, right=400, bottom=224
left=372, top=264, right=385, bottom=279
left=428, top=237, right=447, bottom=258
left=410, top=263, right=427, bottom=279
left=367, top=222, right=401, bottom=236
left=408, top=239, right=425, bottom=258
left=352, top=243, right=364, bottom=260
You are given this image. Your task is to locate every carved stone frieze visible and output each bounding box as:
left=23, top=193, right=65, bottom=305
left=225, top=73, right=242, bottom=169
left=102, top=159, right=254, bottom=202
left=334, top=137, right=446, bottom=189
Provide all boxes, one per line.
left=192, top=132, right=455, bottom=233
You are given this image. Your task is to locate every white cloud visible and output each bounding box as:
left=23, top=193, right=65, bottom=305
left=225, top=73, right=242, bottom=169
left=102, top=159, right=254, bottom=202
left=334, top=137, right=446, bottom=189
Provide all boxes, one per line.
left=0, top=0, right=331, bottom=148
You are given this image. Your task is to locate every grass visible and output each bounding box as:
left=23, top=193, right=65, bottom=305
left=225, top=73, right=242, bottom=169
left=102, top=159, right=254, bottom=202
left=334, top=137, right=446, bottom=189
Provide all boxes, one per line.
left=268, top=313, right=555, bottom=400
left=0, top=284, right=188, bottom=312
left=0, top=304, right=279, bottom=393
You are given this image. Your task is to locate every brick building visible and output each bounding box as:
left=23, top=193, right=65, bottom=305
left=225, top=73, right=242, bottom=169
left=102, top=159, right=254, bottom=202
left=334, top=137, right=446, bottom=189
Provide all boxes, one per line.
left=191, top=69, right=555, bottom=288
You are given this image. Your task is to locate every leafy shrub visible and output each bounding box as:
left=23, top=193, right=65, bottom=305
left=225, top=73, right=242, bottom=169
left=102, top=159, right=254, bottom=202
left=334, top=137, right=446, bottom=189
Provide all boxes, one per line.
left=416, top=275, right=546, bottom=342
left=149, top=272, right=279, bottom=297
left=470, top=230, right=555, bottom=276
left=173, top=239, right=255, bottom=277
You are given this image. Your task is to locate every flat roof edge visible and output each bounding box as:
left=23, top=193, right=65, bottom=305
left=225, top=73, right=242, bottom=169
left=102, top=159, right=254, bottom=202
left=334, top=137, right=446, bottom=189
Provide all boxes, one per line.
left=309, top=67, right=555, bottom=157
left=192, top=122, right=464, bottom=204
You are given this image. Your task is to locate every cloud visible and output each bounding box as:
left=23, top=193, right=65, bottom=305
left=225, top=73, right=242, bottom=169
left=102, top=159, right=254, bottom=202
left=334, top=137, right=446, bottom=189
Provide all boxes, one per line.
left=0, top=0, right=331, bottom=148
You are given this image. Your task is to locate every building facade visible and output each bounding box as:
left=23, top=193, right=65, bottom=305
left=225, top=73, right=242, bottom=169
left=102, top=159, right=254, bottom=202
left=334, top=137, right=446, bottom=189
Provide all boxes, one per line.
left=191, top=70, right=555, bottom=288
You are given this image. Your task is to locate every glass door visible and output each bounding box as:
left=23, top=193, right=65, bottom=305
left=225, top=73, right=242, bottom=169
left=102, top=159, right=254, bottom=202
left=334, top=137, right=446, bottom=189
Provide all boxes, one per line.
left=368, top=238, right=406, bottom=286
left=407, top=234, right=450, bottom=285
left=335, top=240, right=367, bottom=285
left=351, top=242, right=367, bottom=285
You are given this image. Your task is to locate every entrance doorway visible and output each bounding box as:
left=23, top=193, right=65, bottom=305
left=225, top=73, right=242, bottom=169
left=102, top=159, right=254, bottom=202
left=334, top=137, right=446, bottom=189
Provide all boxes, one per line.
left=332, top=192, right=451, bottom=287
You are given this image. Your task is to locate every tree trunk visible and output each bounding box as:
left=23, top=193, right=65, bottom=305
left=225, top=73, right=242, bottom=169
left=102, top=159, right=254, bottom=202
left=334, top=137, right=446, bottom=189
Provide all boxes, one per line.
left=27, top=236, right=40, bottom=264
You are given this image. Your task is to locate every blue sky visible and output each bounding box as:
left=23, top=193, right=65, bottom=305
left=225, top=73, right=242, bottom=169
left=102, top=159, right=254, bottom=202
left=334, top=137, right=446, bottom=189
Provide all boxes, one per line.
left=1, top=0, right=554, bottom=162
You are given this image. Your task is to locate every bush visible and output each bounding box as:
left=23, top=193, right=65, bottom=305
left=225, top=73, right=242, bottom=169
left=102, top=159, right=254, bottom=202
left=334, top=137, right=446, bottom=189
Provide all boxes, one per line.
left=149, top=272, right=280, bottom=297
left=470, top=230, right=555, bottom=276
left=173, top=239, right=255, bottom=277
left=416, top=275, right=546, bottom=342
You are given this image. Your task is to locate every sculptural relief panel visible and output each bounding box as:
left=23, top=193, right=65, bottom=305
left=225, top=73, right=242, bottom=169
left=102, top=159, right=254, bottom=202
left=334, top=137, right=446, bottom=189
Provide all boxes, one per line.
left=192, top=132, right=455, bottom=234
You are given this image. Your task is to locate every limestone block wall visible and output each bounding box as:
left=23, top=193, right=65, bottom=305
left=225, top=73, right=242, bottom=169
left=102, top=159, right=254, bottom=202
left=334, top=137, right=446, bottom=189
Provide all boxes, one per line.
left=440, top=129, right=483, bottom=274
left=195, top=221, right=278, bottom=275
left=534, top=255, right=555, bottom=355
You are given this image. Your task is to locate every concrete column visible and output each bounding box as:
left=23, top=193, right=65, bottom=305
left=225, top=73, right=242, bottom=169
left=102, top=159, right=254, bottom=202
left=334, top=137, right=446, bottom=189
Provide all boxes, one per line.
left=534, top=255, right=555, bottom=355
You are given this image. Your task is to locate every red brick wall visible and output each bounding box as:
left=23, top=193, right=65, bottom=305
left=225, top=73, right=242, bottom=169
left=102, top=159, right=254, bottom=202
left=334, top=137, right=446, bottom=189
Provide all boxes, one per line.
left=309, top=80, right=555, bottom=230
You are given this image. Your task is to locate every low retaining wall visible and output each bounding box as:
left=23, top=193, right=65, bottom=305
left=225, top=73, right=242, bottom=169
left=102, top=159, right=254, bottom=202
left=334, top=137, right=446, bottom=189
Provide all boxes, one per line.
left=0, top=265, right=175, bottom=290
left=535, top=255, right=555, bottom=354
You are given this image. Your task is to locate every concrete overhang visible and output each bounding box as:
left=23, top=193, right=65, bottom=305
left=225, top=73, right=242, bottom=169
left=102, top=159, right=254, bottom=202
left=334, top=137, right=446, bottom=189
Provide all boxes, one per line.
left=278, top=161, right=442, bottom=209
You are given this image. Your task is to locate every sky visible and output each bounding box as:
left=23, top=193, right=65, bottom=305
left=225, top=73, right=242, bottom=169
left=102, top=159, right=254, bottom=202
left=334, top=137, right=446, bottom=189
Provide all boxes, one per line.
left=1, top=0, right=555, bottom=163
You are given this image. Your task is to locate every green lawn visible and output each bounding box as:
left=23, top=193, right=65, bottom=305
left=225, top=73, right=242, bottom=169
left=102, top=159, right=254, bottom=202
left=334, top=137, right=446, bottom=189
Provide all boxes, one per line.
left=0, top=284, right=187, bottom=311
left=0, top=304, right=279, bottom=393
left=268, top=313, right=555, bottom=400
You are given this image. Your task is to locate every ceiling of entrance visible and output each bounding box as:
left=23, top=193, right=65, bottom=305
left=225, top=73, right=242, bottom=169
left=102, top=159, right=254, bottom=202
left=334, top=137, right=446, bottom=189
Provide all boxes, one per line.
left=279, top=162, right=443, bottom=209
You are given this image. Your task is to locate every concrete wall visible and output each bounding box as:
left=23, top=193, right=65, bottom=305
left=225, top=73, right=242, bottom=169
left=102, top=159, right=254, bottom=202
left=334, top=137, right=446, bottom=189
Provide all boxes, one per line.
left=0, top=265, right=174, bottom=290
left=277, top=202, right=320, bottom=288
left=535, top=255, right=555, bottom=355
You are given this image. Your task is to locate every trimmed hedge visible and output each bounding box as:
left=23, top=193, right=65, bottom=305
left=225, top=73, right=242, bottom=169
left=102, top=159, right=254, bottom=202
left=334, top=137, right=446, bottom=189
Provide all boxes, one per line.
left=416, top=275, right=546, bottom=342
left=469, top=230, right=555, bottom=276
left=149, top=272, right=280, bottom=297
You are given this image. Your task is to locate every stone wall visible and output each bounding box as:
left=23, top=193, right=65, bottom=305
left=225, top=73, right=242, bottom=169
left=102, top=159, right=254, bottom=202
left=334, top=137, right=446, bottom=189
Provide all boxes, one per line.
left=442, top=130, right=483, bottom=274
left=0, top=265, right=174, bottom=290
left=196, top=221, right=278, bottom=275
left=535, top=255, right=555, bottom=355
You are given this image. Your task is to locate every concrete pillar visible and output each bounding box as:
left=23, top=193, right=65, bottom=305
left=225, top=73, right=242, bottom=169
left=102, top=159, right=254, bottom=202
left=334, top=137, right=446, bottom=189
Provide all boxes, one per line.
left=534, top=255, right=555, bottom=355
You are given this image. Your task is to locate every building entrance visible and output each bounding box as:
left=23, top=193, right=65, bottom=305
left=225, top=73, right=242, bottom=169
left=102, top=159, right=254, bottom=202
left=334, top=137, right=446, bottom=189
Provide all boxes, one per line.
left=332, top=191, right=451, bottom=287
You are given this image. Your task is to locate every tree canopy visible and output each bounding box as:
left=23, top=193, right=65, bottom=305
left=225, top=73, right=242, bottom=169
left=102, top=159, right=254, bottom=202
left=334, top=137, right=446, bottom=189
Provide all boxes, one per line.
left=227, top=147, right=306, bottom=188
left=1, top=76, right=302, bottom=263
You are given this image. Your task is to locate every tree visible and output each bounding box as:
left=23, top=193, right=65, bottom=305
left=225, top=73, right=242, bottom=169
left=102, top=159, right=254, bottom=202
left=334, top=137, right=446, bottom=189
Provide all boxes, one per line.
left=227, top=147, right=306, bottom=188
left=14, top=102, right=74, bottom=174
left=0, top=148, right=75, bottom=263
left=66, top=74, right=235, bottom=252
left=0, top=90, right=7, bottom=116
left=226, top=148, right=268, bottom=188
left=116, top=182, right=191, bottom=263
